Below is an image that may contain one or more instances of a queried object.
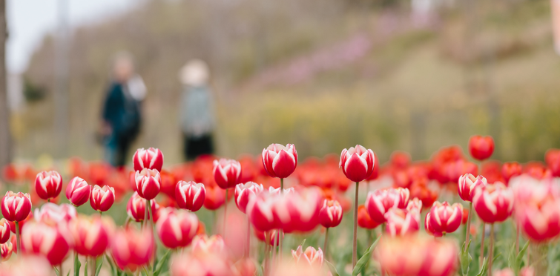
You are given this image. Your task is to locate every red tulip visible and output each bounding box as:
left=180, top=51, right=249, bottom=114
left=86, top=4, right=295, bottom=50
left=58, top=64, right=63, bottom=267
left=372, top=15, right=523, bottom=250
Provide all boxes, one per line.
left=458, top=174, right=487, bottom=202
left=156, top=208, right=199, bottom=249
left=159, top=170, right=176, bottom=198
left=7, top=213, right=31, bottom=235
left=259, top=229, right=284, bottom=246
left=170, top=250, right=233, bottom=276
left=34, top=203, right=77, bottom=224
left=111, top=227, right=155, bottom=270
left=514, top=182, right=560, bottom=242
left=468, top=135, right=494, bottom=161
left=65, top=176, right=91, bottom=206
left=473, top=182, right=514, bottom=223
left=365, top=188, right=410, bottom=223
left=1, top=241, right=12, bottom=261
left=357, top=205, right=380, bottom=229
left=34, top=171, right=63, bottom=201
left=1, top=191, right=32, bottom=222
left=319, top=199, right=343, bottom=228
left=410, top=178, right=439, bottom=208
left=462, top=208, right=469, bottom=224
left=545, top=149, right=560, bottom=177
left=135, top=169, right=161, bottom=200
left=191, top=235, right=226, bottom=255
left=407, top=198, right=423, bottom=212
left=384, top=208, right=420, bottom=236
left=262, top=144, right=298, bottom=178
left=365, top=152, right=380, bottom=181
left=203, top=184, right=226, bottom=210
left=213, top=159, right=242, bottom=189
left=268, top=186, right=295, bottom=195
left=273, top=188, right=323, bottom=233
left=235, top=182, right=264, bottom=214
left=390, top=151, right=411, bottom=169
left=502, top=162, right=522, bottom=184
left=247, top=191, right=279, bottom=232
left=292, top=246, right=324, bottom=266
left=21, top=222, right=71, bottom=265
left=339, top=145, right=375, bottom=182
left=133, top=147, right=164, bottom=172
left=69, top=216, right=112, bottom=256
left=374, top=235, right=458, bottom=276
left=425, top=201, right=463, bottom=236
left=0, top=218, right=10, bottom=243
left=90, top=185, right=115, bottom=212
left=176, top=181, right=206, bottom=212
left=127, top=192, right=159, bottom=222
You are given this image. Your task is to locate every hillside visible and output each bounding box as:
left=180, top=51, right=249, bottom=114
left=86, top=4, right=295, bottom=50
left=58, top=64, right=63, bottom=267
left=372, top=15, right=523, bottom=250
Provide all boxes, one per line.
left=17, top=0, right=560, bottom=164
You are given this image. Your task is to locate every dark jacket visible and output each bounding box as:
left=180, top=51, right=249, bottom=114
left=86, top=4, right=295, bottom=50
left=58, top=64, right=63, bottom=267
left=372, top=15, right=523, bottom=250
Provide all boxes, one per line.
left=102, top=82, right=141, bottom=139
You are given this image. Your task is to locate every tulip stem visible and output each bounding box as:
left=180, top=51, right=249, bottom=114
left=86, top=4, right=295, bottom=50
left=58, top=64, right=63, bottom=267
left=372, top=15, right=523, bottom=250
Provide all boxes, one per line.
left=15, top=221, right=20, bottom=254
left=246, top=217, right=251, bottom=258
left=224, top=189, right=228, bottom=235
left=352, top=182, right=359, bottom=269
left=60, top=264, right=63, bottom=276
left=74, top=252, right=79, bottom=276
left=90, top=256, right=96, bottom=276
left=265, top=232, right=271, bottom=275
left=279, top=178, right=284, bottom=259
left=323, top=227, right=329, bottom=260
left=480, top=223, right=486, bottom=267
left=465, top=202, right=472, bottom=245
left=515, top=223, right=519, bottom=255
left=144, top=199, right=149, bottom=229
left=488, top=224, right=494, bottom=276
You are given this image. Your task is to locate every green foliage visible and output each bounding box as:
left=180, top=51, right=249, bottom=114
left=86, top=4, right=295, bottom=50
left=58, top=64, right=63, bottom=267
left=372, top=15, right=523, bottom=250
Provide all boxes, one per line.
left=352, top=237, right=379, bottom=276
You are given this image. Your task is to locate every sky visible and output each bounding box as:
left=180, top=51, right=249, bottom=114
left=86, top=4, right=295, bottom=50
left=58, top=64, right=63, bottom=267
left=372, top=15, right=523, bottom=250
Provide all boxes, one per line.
left=7, top=0, right=141, bottom=73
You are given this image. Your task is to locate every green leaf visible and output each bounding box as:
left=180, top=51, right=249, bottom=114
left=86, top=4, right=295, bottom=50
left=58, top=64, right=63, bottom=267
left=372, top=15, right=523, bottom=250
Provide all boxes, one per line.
left=300, top=239, right=307, bottom=248
left=460, top=240, right=473, bottom=276
left=325, top=260, right=340, bottom=276
left=54, top=267, right=60, bottom=276
left=85, top=261, right=89, bottom=276
left=154, top=250, right=172, bottom=276
left=105, top=255, right=117, bottom=276
left=352, top=237, right=380, bottom=276
left=67, top=271, right=71, bottom=276
left=476, top=258, right=488, bottom=276
left=74, top=253, right=82, bottom=276
left=96, top=257, right=103, bottom=276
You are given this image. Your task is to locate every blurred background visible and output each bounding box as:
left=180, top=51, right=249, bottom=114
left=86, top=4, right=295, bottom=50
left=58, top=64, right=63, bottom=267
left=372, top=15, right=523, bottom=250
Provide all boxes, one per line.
left=2, top=0, right=560, bottom=170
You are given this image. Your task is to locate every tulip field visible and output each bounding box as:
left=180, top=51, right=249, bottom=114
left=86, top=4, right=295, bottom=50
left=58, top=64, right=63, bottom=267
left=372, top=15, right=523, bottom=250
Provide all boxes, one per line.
left=1, top=137, right=560, bottom=276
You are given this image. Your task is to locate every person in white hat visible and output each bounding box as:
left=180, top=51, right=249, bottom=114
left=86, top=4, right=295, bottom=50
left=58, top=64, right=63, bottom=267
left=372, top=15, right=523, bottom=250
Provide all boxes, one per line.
left=178, top=59, right=216, bottom=161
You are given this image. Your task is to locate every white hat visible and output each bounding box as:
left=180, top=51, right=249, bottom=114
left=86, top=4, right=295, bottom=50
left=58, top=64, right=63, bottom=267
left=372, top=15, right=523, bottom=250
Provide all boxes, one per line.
left=179, top=59, right=209, bottom=86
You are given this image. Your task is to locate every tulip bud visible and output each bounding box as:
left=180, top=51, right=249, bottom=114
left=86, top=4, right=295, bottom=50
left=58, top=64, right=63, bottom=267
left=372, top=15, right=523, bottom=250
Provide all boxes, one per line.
left=274, top=188, right=323, bottom=233
left=111, top=227, right=155, bottom=270
left=365, top=188, right=410, bottom=223
left=384, top=208, right=420, bottom=236
left=175, top=181, right=206, bottom=212
left=90, top=185, right=115, bottom=212
left=212, top=159, right=242, bottom=189
left=1, top=191, right=32, bottom=222
left=357, top=205, right=380, bottom=229
left=319, top=199, right=343, bottom=228
left=425, top=201, right=463, bottom=236
left=156, top=208, right=199, bottom=249
left=203, top=184, right=226, bottom=211
left=133, top=147, right=164, bottom=172
left=262, top=144, right=298, bottom=178
left=191, top=235, right=226, bottom=255
left=268, top=186, right=295, bottom=195
left=127, top=192, right=159, bottom=222
left=1, top=241, right=13, bottom=261
left=545, top=149, right=560, bottom=177
left=291, top=246, right=324, bottom=266
left=65, top=177, right=91, bottom=206
left=69, top=216, right=111, bottom=256
left=34, top=171, right=63, bottom=201
left=21, top=222, right=71, bottom=265
left=0, top=218, right=10, bottom=244
left=135, top=169, right=161, bottom=200
left=235, top=182, right=264, bottom=214
left=473, top=182, right=514, bottom=224
left=407, top=198, right=423, bottom=212
left=514, top=183, right=560, bottom=242
left=375, top=235, right=458, bottom=276
left=247, top=192, right=279, bottom=232
left=339, top=145, right=375, bottom=182
left=468, top=135, right=494, bottom=161
left=34, top=203, right=77, bottom=224
left=502, top=162, right=522, bottom=184
left=458, top=174, right=487, bottom=202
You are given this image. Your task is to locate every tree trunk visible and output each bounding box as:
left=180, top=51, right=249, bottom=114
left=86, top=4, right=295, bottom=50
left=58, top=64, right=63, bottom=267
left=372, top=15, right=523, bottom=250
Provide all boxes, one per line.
left=0, top=0, right=11, bottom=180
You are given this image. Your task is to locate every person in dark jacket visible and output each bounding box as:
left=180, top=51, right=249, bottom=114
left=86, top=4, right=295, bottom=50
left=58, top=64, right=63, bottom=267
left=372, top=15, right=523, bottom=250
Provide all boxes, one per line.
left=101, top=54, right=142, bottom=168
